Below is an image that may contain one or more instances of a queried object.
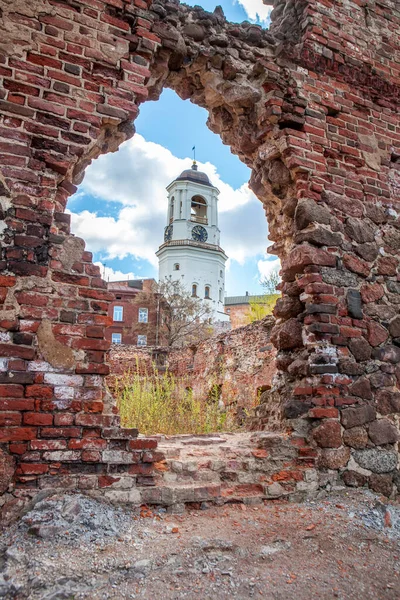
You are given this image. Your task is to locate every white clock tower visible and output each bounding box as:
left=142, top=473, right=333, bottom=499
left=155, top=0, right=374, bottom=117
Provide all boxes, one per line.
left=156, top=162, right=228, bottom=322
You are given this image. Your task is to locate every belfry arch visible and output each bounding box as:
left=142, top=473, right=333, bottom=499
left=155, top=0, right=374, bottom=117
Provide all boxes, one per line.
left=0, top=0, right=399, bottom=508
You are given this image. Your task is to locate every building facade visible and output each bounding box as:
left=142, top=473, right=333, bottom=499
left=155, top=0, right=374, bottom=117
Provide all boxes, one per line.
left=106, top=279, right=158, bottom=346
left=156, top=162, right=228, bottom=322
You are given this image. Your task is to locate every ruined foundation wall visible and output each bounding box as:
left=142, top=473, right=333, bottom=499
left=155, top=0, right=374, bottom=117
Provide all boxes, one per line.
left=108, top=316, right=277, bottom=415
left=0, top=0, right=399, bottom=505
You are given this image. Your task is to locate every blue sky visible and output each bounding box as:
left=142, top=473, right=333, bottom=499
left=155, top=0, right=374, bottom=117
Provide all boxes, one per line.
left=67, top=1, right=279, bottom=296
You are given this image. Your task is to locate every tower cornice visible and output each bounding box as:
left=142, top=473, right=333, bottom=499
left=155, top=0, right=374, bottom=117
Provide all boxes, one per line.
left=156, top=239, right=228, bottom=260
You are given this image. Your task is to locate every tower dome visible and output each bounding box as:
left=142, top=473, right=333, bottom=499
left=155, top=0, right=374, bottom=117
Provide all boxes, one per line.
left=175, top=162, right=212, bottom=187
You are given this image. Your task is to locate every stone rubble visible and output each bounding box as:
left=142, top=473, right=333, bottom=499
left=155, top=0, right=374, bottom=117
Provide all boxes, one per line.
left=0, top=490, right=400, bottom=599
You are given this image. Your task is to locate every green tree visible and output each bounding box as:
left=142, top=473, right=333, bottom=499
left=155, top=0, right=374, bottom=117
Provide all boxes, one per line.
left=260, top=269, right=280, bottom=294
left=245, top=294, right=280, bottom=324
left=245, top=269, right=281, bottom=324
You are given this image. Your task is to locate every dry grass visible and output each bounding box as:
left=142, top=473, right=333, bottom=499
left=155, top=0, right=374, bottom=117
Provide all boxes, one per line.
left=114, top=367, right=240, bottom=435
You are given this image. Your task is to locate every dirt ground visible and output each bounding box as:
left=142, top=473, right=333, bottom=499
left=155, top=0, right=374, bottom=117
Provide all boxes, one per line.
left=1, top=489, right=400, bottom=600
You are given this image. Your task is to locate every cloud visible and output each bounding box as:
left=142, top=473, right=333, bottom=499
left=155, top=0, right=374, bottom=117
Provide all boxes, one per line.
left=257, top=257, right=281, bottom=281
left=69, top=134, right=270, bottom=268
left=94, top=262, right=139, bottom=282
left=235, top=0, right=273, bottom=25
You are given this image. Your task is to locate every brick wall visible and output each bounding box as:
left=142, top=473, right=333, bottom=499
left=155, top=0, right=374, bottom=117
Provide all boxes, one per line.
left=0, top=0, right=399, bottom=504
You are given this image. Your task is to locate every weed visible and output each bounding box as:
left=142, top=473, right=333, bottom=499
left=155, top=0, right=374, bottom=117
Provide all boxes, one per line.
left=113, top=365, right=239, bottom=435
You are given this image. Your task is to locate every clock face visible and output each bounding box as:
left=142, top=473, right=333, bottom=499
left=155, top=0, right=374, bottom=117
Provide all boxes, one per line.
left=192, top=225, right=208, bottom=243
left=164, top=224, right=173, bottom=242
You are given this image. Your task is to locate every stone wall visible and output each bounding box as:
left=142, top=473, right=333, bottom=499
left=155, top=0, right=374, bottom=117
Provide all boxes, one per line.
left=0, top=0, right=399, bottom=504
left=108, top=316, right=277, bottom=417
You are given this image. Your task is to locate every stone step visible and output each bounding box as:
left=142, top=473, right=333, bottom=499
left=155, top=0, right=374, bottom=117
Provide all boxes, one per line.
left=140, top=481, right=266, bottom=508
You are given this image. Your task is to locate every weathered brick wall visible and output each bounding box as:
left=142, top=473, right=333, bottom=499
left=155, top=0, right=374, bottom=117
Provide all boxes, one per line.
left=0, top=0, right=399, bottom=504
left=108, top=316, right=277, bottom=415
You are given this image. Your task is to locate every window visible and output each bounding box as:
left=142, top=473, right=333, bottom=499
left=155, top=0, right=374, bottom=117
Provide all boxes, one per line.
left=169, top=196, right=174, bottom=223
left=205, top=286, right=211, bottom=299
left=192, top=283, right=197, bottom=297
left=219, top=288, right=223, bottom=302
left=226, top=308, right=231, bottom=314
left=174, top=263, right=180, bottom=271
left=138, top=307, right=148, bottom=323
left=113, top=305, right=123, bottom=321
left=220, top=270, right=223, bottom=278
left=116, top=295, right=122, bottom=300
left=111, top=333, right=122, bottom=344
left=191, top=195, right=207, bottom=224
left=137, top=335, right=147, bottom=347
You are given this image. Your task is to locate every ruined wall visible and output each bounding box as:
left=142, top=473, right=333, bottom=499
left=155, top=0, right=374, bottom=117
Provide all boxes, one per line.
left=108, top=316, right=277, bottom=415
left=0, top=0, right=399, bottom=503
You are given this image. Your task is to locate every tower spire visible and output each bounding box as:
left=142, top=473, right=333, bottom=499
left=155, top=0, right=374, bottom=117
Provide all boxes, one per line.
left=191, top=145, right=197, bottom=170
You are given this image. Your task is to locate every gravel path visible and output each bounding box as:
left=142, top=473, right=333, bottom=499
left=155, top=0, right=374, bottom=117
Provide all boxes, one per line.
left=1, top=489, right=399, bottom=599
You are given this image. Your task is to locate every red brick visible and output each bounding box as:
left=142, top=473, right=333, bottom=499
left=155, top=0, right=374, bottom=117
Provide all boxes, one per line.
left=68, top=438, right=107, bottom=450
left=18, top=463, right=49, bottom=474
left=23, top=412, right=53, bottom=425
left=25, top=385, right=54, bottom=398
left=82, top=450, right=101, bottom=462
left=9, top=442, right=28, bottom=455
left=0, top=384, right=24, bottom=397
left=30, top=440, right=67, bottom=450
left=40, top=427, right=81, bottom=438
left=309, top=407, right=339, bottom=419
left=0, top=344, right=35, bottom=360
left=128, top=439, right=158, bottom=450
left=0, top=427, right=37, bottom=441
left=98, top=475, right=121, bottom=488
left=0, top=412, right=22, bottom=426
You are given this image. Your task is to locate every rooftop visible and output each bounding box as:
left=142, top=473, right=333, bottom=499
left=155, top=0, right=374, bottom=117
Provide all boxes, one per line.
left=175, top=162, right=212, bottom=187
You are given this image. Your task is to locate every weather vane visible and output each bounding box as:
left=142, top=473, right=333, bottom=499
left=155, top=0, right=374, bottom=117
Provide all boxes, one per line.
left=192, top=145, right=196, bottom=162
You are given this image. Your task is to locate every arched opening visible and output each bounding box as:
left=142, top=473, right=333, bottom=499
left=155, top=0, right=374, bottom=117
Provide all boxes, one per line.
left=191, top=195, right=208, bottom=224
left=3, top=0, right=397, bottom=505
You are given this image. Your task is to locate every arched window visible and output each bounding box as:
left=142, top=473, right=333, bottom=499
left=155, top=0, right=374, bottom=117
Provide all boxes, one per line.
left=169, top=196, right=175, bottom=223
left=174, top=263, right=180, bottom=271
left=219, top=288, right=223, bottom=302
left=191, top=195, right=207, bottom=224
left=192, top=283, right=198, bottom=297
left=220, top=270, right=223, bottom=278
left=205, top=285, right=211, bottom=299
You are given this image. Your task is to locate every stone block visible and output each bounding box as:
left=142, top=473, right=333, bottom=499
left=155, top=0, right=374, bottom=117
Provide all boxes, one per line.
left=352, top=449, right=397, bottom=473
left=341, top=404, right=376, bottom=429
left=367, top=321, right=389, bottom=347
left=349, top=338, right=372, bottom=361
left=369, top=474, right=393, bottom=497
left=318, top=447, right=350, bottom=470
left=343, top=427, right=368, bottom=449
left=265, top=482, right=286, bottom=498
left=368, top=420, right=399, bottom=446
left=270, top=318, right=303, bottom=350
left=349, top=377, right=372, bottom=400
left=346, top=290, right=363, bottom=319
left=342, top=470, right=367, bottom=488
left=312, top=420, right=342, bottom=448
left=376, top=390, right=400, bottom=415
